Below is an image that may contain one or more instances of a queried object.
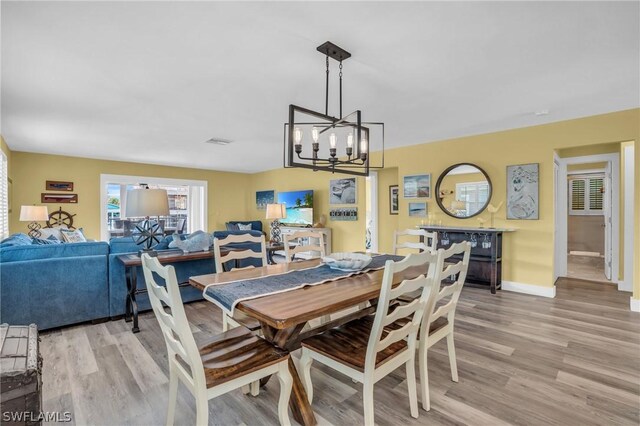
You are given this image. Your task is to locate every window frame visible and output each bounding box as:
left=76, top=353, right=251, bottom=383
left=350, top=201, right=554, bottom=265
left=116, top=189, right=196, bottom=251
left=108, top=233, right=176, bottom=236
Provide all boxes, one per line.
left=568, top=172, right=605, bottom=216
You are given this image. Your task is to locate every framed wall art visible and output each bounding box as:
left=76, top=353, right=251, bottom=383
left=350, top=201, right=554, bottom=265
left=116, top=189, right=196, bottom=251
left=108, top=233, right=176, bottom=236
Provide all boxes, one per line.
left=408, top=202, right=427, bottom=217
left=256, top=190, right=275, bottom=210
left=329, top=207, right=358, bottom=221
left=41, top=193, right=78, bottom=203
left=389, top=185, right=399, bottom=215
left=329, top=177, right=357, bottom=204
left=46, top=180, right=74, bottom=191
left=403, top=174, right=431, bottom=198
left=506, top=163, right=539, bottom=220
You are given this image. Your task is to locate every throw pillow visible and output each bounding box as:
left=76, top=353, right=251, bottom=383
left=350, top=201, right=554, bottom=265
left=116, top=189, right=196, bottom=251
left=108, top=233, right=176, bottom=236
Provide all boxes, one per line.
left=60, top=228, right=87, bottom=243
left=226, top=223, right=240, bottom=231
left=32, top=236, right=62, bottom=245
left=172, top=230, right=211, bottom=253
left=237, top=223, right=253, bottom=231
left=39, top=225, right=68, bottom=241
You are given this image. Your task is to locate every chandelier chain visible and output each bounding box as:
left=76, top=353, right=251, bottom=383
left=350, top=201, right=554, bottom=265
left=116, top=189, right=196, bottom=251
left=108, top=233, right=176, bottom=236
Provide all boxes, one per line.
left=339, top=60, right=343, bottom=119
left=325, top=55, right=330, bottom=116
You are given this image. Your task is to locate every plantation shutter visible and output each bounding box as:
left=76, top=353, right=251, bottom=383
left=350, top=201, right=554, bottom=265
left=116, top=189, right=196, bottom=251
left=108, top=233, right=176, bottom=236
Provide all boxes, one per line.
left=589, top=177, right=604, bottom=210
left=569, top=175, right=604, bottom=216
left=570, top=179, right=585, bottom=212
left=0, top=152, right=8, bottom=240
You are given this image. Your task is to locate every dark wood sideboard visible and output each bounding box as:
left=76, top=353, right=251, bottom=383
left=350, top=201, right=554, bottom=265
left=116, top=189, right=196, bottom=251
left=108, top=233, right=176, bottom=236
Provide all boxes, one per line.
left=418, top=226, right=515, bottom=294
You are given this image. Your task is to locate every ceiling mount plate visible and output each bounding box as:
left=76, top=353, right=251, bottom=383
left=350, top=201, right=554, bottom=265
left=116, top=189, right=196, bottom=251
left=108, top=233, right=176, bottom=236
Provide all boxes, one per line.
left=316, top=41, right=351, bottom=61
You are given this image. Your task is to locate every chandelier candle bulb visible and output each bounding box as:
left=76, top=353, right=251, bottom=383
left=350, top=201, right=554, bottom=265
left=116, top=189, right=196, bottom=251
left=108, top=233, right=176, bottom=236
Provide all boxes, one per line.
left=360, top=136, right=368, bottom=160
left=312, top=127, right=319, bottom=143
left=329, top=133, right=337, bottom=149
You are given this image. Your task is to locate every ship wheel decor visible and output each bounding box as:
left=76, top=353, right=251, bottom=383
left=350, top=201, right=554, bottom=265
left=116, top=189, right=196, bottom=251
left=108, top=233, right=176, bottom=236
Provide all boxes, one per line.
left=47, top=207, right=76, bottom=230
left=132, top=219, right=164, bottom=252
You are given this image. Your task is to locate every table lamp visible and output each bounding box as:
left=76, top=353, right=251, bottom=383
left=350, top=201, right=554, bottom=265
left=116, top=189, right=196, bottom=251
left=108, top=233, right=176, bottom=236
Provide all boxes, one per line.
left=266, top=203, right=286, bottom=243
left=450, top=200, right=466, bottom=215
left=19, top=205, right=49, bottom=238
left=125, top=187, right=169, bottom=253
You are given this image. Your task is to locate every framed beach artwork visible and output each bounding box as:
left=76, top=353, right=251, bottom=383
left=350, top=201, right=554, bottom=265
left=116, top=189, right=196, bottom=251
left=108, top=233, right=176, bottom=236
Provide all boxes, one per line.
left=403, top=174, right=431, bottom=198
left=329, top=177, right=357, bottom=204
left=408, top=202, right=427, bottom=217
left=506, top=163, right=539, bottom=220
left=255, top=190, right=275, bottom=210
left=389, top=185, right=399, bottom=215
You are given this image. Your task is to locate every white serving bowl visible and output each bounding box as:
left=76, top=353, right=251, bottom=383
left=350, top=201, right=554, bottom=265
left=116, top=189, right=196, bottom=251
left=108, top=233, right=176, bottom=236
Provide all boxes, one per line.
left=322, top=252, right=372, bottom=271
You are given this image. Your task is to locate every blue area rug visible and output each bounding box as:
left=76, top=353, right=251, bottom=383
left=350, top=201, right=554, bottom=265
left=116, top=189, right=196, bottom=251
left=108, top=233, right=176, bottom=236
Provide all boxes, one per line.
left=203, top=254, right=404, bottom=313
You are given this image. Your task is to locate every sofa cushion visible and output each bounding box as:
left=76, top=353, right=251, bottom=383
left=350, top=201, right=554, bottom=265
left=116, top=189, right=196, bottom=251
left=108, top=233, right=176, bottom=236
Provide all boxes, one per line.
left=109, top=236, right=172, bottom=253
left=170, top=230, right=212, bottom=253
left=225, top=221, right=263, bottom=233
left=0, top=233, right=32, bottom=248
left=0, top=241, right=109, bottom=263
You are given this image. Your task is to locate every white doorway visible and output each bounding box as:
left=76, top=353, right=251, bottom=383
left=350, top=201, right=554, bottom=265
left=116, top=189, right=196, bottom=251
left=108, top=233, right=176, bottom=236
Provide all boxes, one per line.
left=554, top=153, right=619, bottom=285
left=365, top=171, right=379, bottom=253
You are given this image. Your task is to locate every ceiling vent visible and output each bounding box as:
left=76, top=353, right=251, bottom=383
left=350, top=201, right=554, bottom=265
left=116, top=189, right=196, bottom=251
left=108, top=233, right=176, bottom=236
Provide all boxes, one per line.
left=205, top=138, right=232, bottom=146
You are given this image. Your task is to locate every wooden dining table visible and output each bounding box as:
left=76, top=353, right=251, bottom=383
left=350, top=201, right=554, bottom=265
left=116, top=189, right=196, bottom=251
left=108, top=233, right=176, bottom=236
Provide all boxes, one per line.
left=189, top=257, right=424, bottom=426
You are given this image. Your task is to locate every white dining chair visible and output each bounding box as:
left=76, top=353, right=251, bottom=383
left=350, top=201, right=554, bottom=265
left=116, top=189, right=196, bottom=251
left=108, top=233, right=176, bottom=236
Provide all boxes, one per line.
left=298, top=249, right=445, bottom=425
left=393, top=229, right=438, bottom=255
left=416, top=242, right=470, bottom=411
left=213, top=233, right=268, bottom=332
left=284, top=231, right=326, bottom=262
left=140, top=253, right=293, bottom=426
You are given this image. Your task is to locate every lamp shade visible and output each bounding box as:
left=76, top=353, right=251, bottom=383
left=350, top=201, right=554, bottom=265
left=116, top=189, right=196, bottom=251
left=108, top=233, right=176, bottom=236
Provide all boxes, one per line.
left=19, top=205, right=49, bottom=222
left=265, top=203, right=286, bottom=220
left=450, top=200, right=466, bottom=211
left=125, top=188, right=169, bottom=218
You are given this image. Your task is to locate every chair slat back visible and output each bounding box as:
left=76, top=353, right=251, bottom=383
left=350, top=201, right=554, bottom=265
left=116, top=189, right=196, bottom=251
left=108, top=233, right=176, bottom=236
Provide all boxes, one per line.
left=393, top=229, right=438, bottom=255
left=213, top=233, right=267, bottom=272
left=141, top=254, right=205, bottom=386
left=424, top=242, right=471, bottom=328
left=364, top=250, right=444, bottom=372
left=284, top=231, right=325, bottom=262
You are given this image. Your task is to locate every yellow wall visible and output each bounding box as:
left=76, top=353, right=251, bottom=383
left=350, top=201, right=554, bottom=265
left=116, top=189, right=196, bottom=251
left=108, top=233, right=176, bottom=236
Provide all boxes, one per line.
left=9, top=152, right=251, bottom=239
left=246, top=168, right=367, bottom=253
left=567, top=162, right=607, bottom=171
left=5, top=109, right=639, bottom=298
left=377, top=167, right=399, bottom=254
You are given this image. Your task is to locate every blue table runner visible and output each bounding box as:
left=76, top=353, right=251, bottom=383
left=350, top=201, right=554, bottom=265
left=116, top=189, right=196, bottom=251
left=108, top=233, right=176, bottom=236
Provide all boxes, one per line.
left=203, top=254, right=404, bottom=314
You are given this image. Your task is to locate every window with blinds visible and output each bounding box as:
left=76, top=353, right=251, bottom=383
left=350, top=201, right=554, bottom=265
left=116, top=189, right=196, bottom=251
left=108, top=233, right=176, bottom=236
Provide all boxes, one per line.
left=569, top=174, right=604, bottom=215
left=0, top=152, right=8, bottom=240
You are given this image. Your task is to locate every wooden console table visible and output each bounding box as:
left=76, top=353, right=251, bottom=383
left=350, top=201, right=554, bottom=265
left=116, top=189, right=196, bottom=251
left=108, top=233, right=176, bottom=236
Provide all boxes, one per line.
left=418, top=225, right=515, bottom=294
left=118, top=248, right=241, bottom=333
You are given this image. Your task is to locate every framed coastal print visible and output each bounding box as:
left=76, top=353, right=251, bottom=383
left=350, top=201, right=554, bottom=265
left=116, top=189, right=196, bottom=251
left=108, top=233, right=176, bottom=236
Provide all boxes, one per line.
left=256, top=190, right=275, bottom=210
left=506, top=163, right=539, bottom=220
left=403, top=174, right=431, bottom=198
left=389, top=185, right=399, bottom=215
left=408, top=202, right=427, bottom=217
left=329, top=177, right=357, bottom=204
left=46, top=180, right=74, bottom=191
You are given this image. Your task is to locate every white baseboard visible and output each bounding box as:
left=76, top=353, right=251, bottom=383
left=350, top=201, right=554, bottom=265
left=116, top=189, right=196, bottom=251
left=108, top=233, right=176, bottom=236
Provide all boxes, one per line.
left=618, top=280, right=633, bottom=292
left=502, top=281, right=556, bottom=298
left=631, top=298, right=640, bottom=312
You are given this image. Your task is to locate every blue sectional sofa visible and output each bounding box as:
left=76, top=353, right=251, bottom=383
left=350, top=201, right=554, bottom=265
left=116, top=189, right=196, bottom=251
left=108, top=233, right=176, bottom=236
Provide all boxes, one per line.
left=0, top=241, right=110, bottom=330
left=0, top=229, right=266, bottom=331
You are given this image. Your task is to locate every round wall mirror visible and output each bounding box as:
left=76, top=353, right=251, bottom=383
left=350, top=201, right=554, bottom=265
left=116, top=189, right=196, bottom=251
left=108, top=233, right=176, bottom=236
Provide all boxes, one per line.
left=435, top=163, right=492, bottom=218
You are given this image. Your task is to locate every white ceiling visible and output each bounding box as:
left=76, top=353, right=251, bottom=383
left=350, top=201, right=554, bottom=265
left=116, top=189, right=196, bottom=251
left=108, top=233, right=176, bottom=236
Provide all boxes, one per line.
left=2, top=1, right=638, bottom=173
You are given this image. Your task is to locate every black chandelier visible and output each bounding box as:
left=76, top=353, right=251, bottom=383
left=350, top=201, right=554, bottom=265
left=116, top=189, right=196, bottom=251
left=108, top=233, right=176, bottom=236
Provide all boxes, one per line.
left=284, top=41, right=384, bottom=177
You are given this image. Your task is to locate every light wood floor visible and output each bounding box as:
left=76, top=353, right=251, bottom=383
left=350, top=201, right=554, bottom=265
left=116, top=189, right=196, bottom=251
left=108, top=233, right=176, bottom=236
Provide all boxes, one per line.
left=40, top=278, right=640, bottom=425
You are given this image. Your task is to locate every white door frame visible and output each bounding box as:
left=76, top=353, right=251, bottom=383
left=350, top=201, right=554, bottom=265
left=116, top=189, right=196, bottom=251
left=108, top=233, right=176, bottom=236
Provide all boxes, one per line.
left=621, top=144, right=635, bottom=292
left=366, top=171, right=379, bottom=253
left=554, top=153, right=619, bottom=284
